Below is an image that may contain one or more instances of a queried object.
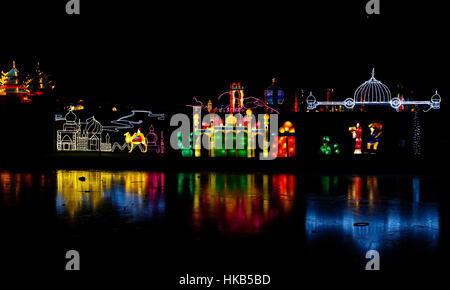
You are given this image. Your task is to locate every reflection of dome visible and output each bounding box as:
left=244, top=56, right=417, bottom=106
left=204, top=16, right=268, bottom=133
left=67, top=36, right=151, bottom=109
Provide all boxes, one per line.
left=65, top=110, right=77, bottom=123
left=86, top=117, right=103, bottom=134
left=354, top=68, right=391, bottom=103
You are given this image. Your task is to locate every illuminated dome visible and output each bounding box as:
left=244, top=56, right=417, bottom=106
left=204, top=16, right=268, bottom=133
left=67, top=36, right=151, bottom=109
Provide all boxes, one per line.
left=86, top=117, right=103, bottom=134
left=431, top=90, right=441, bottom=103
left=65, top=110, right=77, bottom=123
left=354, top=68, right=391, bottom=103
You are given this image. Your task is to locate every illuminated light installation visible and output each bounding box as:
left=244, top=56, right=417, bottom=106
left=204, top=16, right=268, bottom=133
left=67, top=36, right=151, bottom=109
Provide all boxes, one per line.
left=320, top=136, right=332, bottom=155
left=25, top=61, right=56, bottom=97
left=264, top=78, right=285, bottom=105
left=0, top=60, right=30, bottom=103
left=185, top=104, right=270, bottom=159
left=189, top=92, right=280, bottom=114
left=306, top=69, right=441, bottom=111
left=56, top=110, right=112, bottom=152
left=1, top=61, right=55, bottom=104
left=367, top=122, right=383, bottom=153
left=412, top=106, right=423, bottom=156
left=319, top=136, right=341, bottom=155
left=124, top=128, right=147, bottom=153
left=103, top=110, right=166, bottom=133
left=348, top=122, right=362, bottom=154
left=177, top=132, right=194, bottom=157
left=274, top=121, right=295, bottom=158
left=230, top=83, right=244, bottom=112
left=146, top=124, right=165, bottom=154
left=185, top=82, right=280, bottom=159
left=56, top=109, right=165, bottom=154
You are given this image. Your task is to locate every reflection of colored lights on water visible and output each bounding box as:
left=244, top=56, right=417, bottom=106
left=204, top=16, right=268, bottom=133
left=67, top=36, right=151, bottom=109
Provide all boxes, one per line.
left=177, top=173, right=295, bottom=235
left=348, top=176, right=362, bottom=207
left=306, top=176, right=440, bottom=252
left=0, top=171, right=35, bottom=206
left=56, top=170, right=165, bottom=220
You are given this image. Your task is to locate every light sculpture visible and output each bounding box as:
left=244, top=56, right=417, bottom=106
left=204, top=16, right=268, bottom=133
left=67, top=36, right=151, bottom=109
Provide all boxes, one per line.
left=349, top=123, right=363, bottom=154
left=276, top=121, right=295, bottom=158
left=56, top=109, right=112, bottom=152
left=306, top=69, right=441, bottom=111
left=367, top=123, right=383, bottom=152
left=124, top=128, right=147, bottom=153
left=320, top=136, right=332, bottom=155
left=319, top=136, right=340, bottom=155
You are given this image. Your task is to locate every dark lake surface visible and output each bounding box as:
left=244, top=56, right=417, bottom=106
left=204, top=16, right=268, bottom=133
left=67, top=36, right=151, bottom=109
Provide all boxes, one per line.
left=0, top=169, right=446, bottom=284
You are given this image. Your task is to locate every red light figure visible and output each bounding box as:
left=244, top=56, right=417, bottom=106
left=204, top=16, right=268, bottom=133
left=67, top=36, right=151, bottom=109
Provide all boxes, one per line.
left=349, top=122, right=362, bottom=154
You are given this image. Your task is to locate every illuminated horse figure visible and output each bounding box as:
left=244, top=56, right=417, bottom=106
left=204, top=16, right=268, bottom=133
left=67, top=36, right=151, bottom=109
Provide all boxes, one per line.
left=124, top=128, right=147, bottom=153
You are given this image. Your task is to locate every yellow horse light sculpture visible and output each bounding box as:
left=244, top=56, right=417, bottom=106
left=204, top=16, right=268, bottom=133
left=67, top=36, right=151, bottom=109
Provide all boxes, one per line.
left=124, top=129, right=147, bottom=153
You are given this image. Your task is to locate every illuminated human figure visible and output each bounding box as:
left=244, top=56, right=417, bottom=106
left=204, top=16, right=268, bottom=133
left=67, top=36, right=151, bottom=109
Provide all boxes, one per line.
left=124, top=128, right=147, bottom=153
left=367, top=123, right=383, bottom=153
left=348, top=122, right=362, bottom=154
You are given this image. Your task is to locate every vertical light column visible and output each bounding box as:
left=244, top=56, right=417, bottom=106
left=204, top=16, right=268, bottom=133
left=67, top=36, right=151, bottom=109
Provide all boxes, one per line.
left=193, top=106, right=201, bottom=157
left=263, top=114, right=270, bottom=158
left=246, top=109, right=253, bottom=158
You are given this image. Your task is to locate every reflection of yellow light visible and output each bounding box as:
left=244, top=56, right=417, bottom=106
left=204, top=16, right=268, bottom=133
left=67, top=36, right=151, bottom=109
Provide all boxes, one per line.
left=56, top=170, right=151, bottom=219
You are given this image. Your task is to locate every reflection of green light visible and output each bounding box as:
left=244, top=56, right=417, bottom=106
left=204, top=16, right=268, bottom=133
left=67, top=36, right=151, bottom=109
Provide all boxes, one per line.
left=239, top=175, right=246, bottom=191
left=177, top=173, right=184, bottom=195
left=321, top=176, right=331, bottom=195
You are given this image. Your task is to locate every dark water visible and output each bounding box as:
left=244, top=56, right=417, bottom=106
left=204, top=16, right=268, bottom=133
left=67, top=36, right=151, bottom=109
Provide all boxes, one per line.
left=0, top=170, right=446, bottom=281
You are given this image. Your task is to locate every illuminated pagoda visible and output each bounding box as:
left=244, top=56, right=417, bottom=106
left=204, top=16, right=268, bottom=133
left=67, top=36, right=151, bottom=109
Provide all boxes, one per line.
left=0, top=60, right=55, bottom=104
left=25, top=62, right=55, bottom=98
left=0, top=61, right=30, bottom=103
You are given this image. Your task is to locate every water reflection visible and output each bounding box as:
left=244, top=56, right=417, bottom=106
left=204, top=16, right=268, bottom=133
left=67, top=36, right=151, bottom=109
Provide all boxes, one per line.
left=306, top=175, right=439, bottom=253
left=0, top=171, right=52, bottom=207
left=56, top=170, right=165, bottom=221
left=177, top=173, right=295, bottom=235
left=1, top=170, right=440, bottom=253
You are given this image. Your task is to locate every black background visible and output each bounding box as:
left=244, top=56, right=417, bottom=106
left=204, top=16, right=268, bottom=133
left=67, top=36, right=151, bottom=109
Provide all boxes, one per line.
left=1, top=0, right=449, bottom=288
left=1, top=0, right=448, bottom=111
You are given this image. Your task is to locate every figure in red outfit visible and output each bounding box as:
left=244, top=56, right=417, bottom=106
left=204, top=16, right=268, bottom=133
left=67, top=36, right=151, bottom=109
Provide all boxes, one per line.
left=348, top=122, right=362, bottom=154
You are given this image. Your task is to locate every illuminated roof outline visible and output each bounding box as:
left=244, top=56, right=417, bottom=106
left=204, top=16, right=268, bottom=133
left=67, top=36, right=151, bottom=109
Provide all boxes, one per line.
left=306, top=68, right=441, bottom=111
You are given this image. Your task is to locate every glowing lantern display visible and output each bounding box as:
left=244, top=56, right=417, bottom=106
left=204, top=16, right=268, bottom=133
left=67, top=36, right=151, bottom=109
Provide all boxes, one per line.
left=320, top=136, right=340, bottom=155
left=274, top=121, right=295, bottom=158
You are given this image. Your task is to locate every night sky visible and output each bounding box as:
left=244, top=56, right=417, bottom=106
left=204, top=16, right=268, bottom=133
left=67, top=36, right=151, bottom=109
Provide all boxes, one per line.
left=1, top=0, right=447, bottom=111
